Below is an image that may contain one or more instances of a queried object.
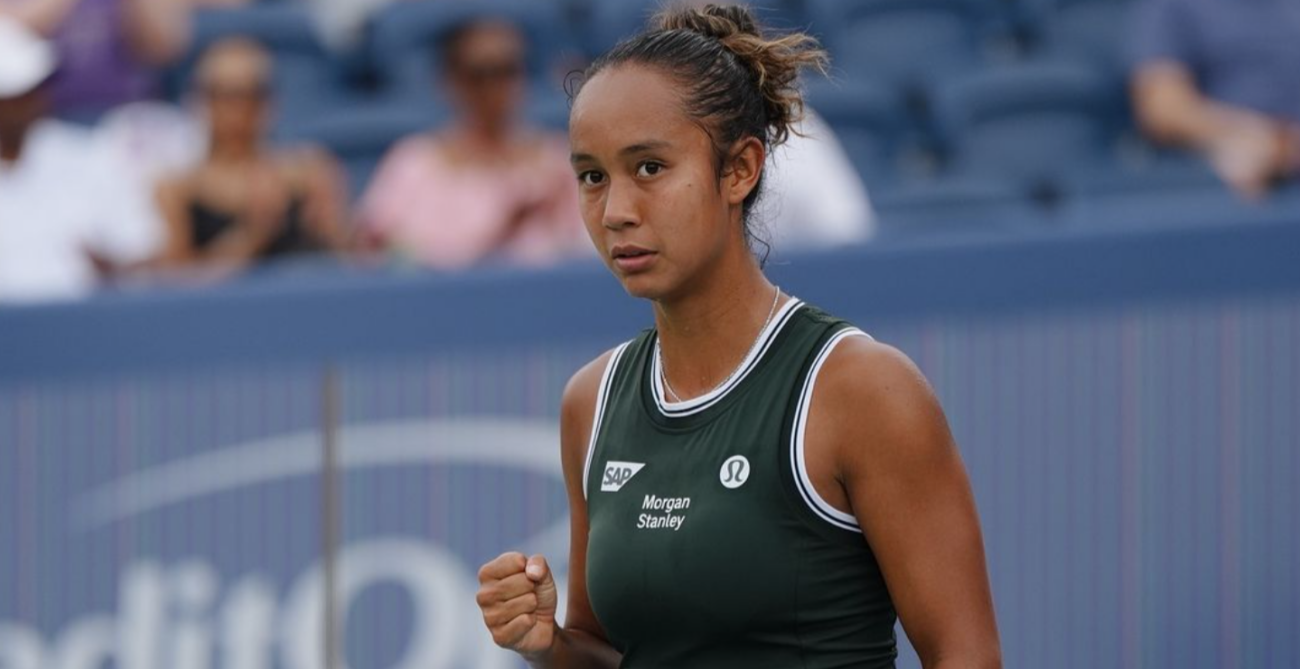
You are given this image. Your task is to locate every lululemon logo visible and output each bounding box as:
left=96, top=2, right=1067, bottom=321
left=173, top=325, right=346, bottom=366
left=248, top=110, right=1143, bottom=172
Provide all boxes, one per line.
left=719, top=455, right=750, bottom=489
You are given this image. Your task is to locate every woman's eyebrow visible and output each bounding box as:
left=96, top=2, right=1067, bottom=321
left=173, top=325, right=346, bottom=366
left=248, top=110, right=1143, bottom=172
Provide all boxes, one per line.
left=571, top=139, right=674, bottom=165
left=618, top=140, right=671, bottom=156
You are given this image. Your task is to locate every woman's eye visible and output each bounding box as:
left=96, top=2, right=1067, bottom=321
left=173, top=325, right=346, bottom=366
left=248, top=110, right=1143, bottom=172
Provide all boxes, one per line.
left=579, top=171, right=605, bottom=187
left=636, top=162, right=663, bottom=178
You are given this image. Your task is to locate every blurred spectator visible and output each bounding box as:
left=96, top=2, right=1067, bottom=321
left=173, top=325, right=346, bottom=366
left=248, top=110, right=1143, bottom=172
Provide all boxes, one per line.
left=154, top=38, right=349, bottom=271
left=358, top=18, right=587, bottom=271
left=0, top=17, right=162, bottom=303
left=1130, top=0, right=1300, bottom=199
left=758, top=108, right=876, bottom=252
left=0, top=0, right=197, bottom=121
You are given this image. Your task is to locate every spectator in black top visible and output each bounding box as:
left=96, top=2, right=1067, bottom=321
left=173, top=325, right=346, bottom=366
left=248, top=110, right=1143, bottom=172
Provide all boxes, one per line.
left=153, top=37, right=349, bottom=275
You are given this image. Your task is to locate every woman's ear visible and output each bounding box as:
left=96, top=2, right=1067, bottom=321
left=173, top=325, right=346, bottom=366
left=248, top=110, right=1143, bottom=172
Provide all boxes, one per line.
left=723, top=136, right=766, bottom=206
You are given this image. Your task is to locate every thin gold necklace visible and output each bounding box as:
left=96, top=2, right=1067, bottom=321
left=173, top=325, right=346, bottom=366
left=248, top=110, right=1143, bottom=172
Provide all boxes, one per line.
left=660, top=284, right=782, bottom=404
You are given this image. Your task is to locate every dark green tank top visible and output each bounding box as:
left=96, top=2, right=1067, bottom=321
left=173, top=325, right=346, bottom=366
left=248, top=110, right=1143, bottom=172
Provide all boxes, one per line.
left=583, top=299, right=898, bottom=669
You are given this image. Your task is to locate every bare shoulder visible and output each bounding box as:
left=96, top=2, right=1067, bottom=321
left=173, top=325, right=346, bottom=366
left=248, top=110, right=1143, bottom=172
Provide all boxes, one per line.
left=814, top=335, right=953, bottom=468
left=819, top=335, right=937, bottom=409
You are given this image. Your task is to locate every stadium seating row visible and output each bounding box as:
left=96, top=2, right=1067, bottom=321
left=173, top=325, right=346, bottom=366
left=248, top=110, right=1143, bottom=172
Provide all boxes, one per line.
left=165, top=0, right=1300, bottom=237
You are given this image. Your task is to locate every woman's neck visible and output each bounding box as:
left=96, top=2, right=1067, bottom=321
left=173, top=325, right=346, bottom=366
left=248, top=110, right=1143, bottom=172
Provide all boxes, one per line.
left=208, top=144, right=259, bottom=164
left=653, top=246, right=782, bottom=401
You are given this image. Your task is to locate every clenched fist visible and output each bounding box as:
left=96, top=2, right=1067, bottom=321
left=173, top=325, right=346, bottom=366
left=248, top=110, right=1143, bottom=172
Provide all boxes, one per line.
left=476, top=552, right=559, bottom=658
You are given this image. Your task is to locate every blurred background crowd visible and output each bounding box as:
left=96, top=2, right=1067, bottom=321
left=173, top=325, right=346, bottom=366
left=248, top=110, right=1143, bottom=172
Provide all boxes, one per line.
left=1, top=0, right=1297, bottom=304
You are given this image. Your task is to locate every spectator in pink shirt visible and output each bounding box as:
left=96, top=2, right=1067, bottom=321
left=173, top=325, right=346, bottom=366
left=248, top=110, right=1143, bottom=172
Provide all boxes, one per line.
left=358, top=17, right=588, bottom=271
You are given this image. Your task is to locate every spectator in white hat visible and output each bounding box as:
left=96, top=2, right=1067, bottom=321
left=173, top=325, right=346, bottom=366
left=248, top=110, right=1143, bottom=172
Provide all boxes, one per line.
left=0, top=16, right=163, bottom=303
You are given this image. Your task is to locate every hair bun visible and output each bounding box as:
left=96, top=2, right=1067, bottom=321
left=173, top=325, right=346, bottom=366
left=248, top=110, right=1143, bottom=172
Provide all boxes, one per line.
left=656, top=3, right=760, bottom=41
left=650, top=3, right=828, bottom=149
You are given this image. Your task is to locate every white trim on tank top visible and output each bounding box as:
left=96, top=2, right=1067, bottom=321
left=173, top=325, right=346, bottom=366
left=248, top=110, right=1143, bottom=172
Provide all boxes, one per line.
left=791, top=327, right=874, bottom=533
left=582, top=341, right=632, bottom=501
left=651, top=298, right=806, bottom=417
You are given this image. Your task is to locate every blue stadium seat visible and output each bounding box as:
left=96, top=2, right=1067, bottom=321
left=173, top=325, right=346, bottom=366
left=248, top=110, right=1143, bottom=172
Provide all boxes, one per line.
left=803, top=78, right=909, bottom=185
left=1057, top=180, right=1300, bottom=232
left=526, top=85, right=573, bottom=131
left=1071, top=147, right=1221, bottom=197
left=872, top=175, right=1046, bottom=240
left=585, top=0, right=659, bottom=56
left=365, top=0, right=576, bottom=108
left=807, top=0, right=997, bottom=92
left=933, top=61, right=1121, bottom=190
left=1027, top=0, right=1136, bottom=76
left=583, top=0, right=812, bottom=57
left=188, top=4, right=322, bottom=52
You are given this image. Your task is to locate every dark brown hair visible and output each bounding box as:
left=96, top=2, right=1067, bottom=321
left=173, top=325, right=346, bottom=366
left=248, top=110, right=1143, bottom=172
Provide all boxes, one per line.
left=570, top=3, right=829, bottom=260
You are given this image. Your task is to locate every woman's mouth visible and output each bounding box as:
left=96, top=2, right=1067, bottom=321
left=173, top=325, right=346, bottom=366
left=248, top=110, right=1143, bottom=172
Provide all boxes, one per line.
left=611, top=245, right=658, bottom=273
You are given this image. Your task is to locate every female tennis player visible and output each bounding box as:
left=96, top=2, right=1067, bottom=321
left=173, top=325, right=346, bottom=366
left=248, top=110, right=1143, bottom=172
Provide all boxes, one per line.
left=475, top=4, right=1001, bottom=667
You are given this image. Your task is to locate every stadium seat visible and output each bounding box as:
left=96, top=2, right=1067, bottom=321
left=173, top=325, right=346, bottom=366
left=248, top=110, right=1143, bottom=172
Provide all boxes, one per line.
left=933, top=61, right=1122, bottom=193
left=585, top=0, right=661, bottom=56
left=1070, top=146, right=1221, bottom=197
left=803, top=78, right=910, bottom=186
left=1057, top=180, right=1300, bottom=232
left=188, top=4, right=322, bottom=53
left=526, top=85, right=573, bottom=131
left=1028, top=0, right=1136, bottom=76
left=871, top=175, right=1046, bottom=240
left=583, top=0, right=812, bottom=57
left=807, top=0, right=998, bottom=92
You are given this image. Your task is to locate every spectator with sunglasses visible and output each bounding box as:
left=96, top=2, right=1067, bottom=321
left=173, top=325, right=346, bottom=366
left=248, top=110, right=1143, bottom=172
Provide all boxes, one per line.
left=153, top=37, right=348, bottom=273
left=358, top=17, right=588, bottom=271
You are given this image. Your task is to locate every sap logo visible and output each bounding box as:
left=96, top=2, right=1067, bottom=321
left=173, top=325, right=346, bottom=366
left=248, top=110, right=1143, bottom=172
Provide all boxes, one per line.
left=601, top=461, right=646, bottom=492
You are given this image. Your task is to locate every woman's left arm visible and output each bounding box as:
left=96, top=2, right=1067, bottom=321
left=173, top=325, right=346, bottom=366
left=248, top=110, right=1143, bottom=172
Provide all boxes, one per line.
left=292, top=147, right=353, bottom=251
left=813, top=337, right=1001, bottom=669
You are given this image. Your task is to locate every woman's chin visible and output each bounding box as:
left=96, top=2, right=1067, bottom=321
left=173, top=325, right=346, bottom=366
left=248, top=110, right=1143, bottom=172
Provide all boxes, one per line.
left=617, top=273, right=670, bottom=301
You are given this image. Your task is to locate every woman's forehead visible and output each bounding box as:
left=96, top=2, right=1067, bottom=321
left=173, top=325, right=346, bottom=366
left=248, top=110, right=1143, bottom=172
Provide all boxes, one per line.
left=570, top=66, right=693, bottom=148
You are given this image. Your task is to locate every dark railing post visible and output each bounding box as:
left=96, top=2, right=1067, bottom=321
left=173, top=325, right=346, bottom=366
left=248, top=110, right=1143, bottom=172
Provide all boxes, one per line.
left=321, top=364, right=341, bottom=669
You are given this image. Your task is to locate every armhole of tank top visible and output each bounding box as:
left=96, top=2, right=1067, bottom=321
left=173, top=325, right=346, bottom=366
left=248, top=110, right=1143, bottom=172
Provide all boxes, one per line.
left=789, top=326, right=874, bottom=533
left=582, top=341, right=632, bottom=501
